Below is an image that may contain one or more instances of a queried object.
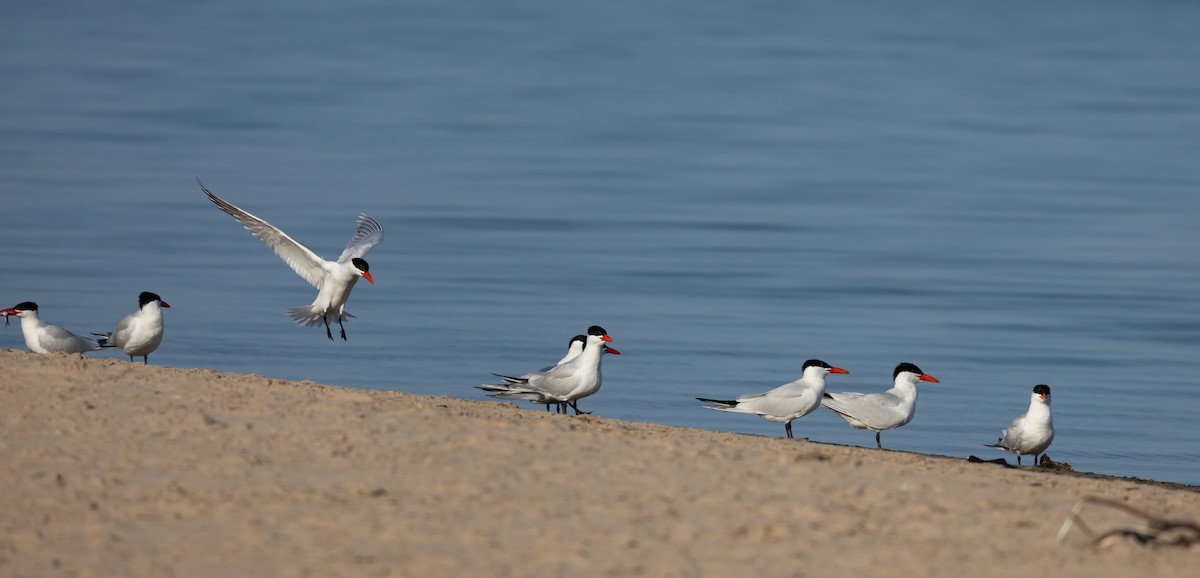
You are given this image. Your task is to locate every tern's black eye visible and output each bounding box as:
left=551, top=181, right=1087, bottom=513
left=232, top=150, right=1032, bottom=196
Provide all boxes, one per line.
left=351, top=258, right=369, bottom=273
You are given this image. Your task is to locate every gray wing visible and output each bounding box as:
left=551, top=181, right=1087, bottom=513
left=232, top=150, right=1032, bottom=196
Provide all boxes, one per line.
left=41, top=324, right=99, bottom=353
left=821, top=392, right=903, bottom=426
left=110, top=313, right=135, bottom=349
left=199, top=179, right=328, bottom=289
left=336, top=213, right=384, bottom=263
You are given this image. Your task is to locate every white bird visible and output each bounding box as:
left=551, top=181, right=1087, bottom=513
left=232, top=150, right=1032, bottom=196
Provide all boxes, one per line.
left=484, top=333, right=622, bottom=413
left=697, top=359, right=850, bottom=439
left=479, top=326, right=616, bottom=415
left=2, top=302, right=110, bottom=354
left=199, top=179, right=383, bottom=340
left=985, top=384, right=1054, bottom=466
left=821, top=362, right=940, bottom=449
left=94, top=292, right=170, bottom=364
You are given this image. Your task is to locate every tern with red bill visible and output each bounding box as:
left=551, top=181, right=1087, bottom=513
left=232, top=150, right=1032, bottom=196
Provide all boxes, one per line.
left=93, top=292, right=170, bottom=364
left=2, top=302, right=110, bottom=354
left=482, top=332, right=621, bottom=413
left=479, top=326, right=616, bottom=415
left=821, top=362, right=940, bottom=449
left=985, top=384, right=1054, bottom=466
left=697, top=359, right=850, bottom=439
left=199, top=179, right=383, bottom=340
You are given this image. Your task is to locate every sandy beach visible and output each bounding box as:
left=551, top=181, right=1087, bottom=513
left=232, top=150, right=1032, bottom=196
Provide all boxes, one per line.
left=1, top=348, right=1196, bottom=577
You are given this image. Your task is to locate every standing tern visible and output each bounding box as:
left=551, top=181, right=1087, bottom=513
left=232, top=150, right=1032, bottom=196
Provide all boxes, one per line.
left=985, top=384, right=1054, bottom=466
left=1, top=302, right=110, bottom=354
left=478, top=326, right=616, bottom=415
left=199, top=180, right=383, bottom=340
left=821, top=362, right=940, bottom=449
left=483, top=333, right=621, bottom=413
left=94, top=291, right=170, bottom=364
left=697, top=359, right=850, bottom=439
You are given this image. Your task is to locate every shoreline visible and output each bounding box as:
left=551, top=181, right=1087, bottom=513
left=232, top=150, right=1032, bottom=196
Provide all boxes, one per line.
left=2, top=348, right=1197, bottom=576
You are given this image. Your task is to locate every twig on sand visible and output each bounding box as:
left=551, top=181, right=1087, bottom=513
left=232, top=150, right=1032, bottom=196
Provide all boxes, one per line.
left=1057, top=496, right=1200, bottom=548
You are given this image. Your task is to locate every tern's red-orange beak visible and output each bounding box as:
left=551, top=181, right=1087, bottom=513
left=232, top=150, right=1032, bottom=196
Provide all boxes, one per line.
left=919, top=374, right=940, bottom=383
left=160, top=301, right=172, bottom=308
left=604, top=347, right=621, bottom=355
left=1039, top=392, right=1048, bottom=401
left=829, top=367, right=850, bottom=374
left=362, top=271, right=375, bottom=285
left=600, top=335, right=613, bottom=343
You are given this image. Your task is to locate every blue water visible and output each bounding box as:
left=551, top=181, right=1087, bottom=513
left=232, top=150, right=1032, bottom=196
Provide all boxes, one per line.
left=3, top=1, right=1199, bottom=485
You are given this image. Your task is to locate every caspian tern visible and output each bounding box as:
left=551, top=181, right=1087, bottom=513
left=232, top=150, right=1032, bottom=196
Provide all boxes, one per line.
left=199, top=180, right=383, bottom=340
left=478, top=326, right=616, bottom=415
left=93, top=292, right=170, bottom=364
left=985, top=384, right=1054, bottom=466
left=821, top=362, right=940, bottom=449
left=1, top=302, right=110, bottom=354
left=697, top=359, right=850, bottom=439
left=486, top=333, right=623, bottom=413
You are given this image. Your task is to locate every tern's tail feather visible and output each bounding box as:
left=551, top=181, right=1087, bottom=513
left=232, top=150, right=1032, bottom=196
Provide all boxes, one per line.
left=696, top=397, right=741, bottom=410
left=477, top=383, right=554, bottom=403
left=90, top=332, right=116, bottom=349
left=491, top=373, right=529, bottom=385
left=286, top=306, right=355, bottom=327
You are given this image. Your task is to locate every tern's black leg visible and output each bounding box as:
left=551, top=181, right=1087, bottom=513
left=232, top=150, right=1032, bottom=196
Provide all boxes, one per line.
left=142, top=356, right=149, bottom=365
left=1034, top=454, right=1040, bottom=466
left=569, top=401, right=590, bottom=415
left=785, top=421, right=793, bottom=439
left=338, top=316, right=347, bottom=340
left=875, top=431, right=882, bottom=449
left=323, top=317, right=334, bottom=340
left=129, top=356, right=134, bottom=362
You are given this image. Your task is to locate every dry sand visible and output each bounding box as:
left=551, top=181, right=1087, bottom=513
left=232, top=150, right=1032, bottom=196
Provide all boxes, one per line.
left=1, top=348, right=1196, bottom=577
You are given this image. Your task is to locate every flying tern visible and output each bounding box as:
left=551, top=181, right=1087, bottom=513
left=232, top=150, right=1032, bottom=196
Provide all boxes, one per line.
left=199, top=179, right=383, bottom=340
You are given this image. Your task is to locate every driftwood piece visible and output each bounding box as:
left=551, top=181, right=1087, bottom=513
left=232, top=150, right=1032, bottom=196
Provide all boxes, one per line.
left=1057, top=496, right=1200, bottom=548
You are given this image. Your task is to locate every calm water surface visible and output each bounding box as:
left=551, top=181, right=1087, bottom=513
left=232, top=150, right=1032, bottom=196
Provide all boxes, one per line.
left=3, top=2, right=1199, bottom=484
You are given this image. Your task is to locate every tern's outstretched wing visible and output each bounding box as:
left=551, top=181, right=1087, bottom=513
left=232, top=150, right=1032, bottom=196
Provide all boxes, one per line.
left=199, top=179, right=328, bottom=289
left=337, top=213, right=384, bottom=263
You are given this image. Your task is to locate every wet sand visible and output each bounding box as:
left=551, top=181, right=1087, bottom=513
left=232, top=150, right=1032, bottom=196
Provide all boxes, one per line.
left=1, top=348, right=1196, bottom=577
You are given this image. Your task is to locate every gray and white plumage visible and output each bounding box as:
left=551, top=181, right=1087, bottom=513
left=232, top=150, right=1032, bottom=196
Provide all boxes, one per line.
left=95, top=292, right=169, bottom=364
left=484, top=333, right=621, bottom=413
left=479, top=326, right=615, bottom=415
left=199, top=179, right=383, bottom=340
left=821, top=362, right=940, bottom=449
left=986, top=384, right=1054, bottom=466
left=2, top=302, right=109, bottom=354
left=697, top=359, right=850, bottom=439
